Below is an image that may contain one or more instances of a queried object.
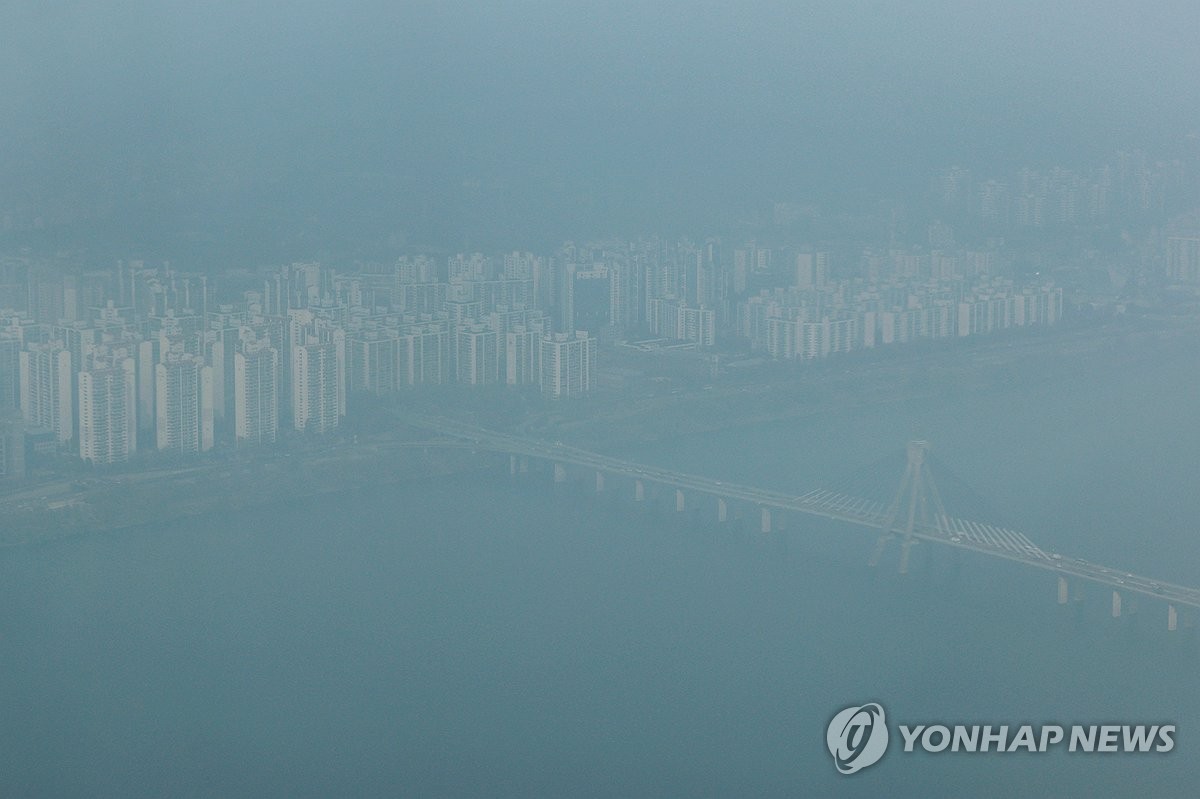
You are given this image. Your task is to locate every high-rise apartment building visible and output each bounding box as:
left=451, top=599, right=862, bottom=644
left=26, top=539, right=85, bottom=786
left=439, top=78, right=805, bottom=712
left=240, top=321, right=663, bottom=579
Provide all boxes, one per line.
left=234, top=338, right=279, bottom=445
left=540, top=331, right=596, bottom=400
left=291, top=340, right=341, bottom=434
left=0, top=334, right=20, bottom=410
left=155, top=351, right=214, bottom=454
left=1166, top=237, right=1200, bottom=285
left=456, top=324, right=500, bottom=386
left=19, top=341, right=72, bottom=444
left=78, top=351, right=137, bottom=464
left=505, top=324, right=543, bottom=386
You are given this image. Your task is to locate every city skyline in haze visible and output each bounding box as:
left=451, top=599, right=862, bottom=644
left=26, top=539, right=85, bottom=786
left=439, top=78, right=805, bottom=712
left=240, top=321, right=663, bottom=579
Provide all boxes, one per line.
left=2, top=2, right=1199, bottom=257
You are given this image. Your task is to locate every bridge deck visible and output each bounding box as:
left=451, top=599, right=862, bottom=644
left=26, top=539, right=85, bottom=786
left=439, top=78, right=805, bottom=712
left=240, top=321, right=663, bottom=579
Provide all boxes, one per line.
left=404, top=415, right=1200, bottom=611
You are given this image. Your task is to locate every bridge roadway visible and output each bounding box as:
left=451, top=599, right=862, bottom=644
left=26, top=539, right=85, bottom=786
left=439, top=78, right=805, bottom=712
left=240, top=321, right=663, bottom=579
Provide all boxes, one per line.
left=404, top=415, right=1200, bottom=611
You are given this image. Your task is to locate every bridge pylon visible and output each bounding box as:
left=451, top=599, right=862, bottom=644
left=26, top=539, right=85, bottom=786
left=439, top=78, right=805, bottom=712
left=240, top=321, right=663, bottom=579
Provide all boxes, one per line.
left=872, top=440, right=948, bottom=574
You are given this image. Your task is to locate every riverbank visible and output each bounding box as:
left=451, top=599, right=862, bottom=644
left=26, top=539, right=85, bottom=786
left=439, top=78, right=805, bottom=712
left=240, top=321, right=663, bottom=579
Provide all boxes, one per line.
left=0, top=444, right=494, bottom=549
left=534, top=315, right=1200, bottom=451
left=5, top=313, right=1196, bottom=548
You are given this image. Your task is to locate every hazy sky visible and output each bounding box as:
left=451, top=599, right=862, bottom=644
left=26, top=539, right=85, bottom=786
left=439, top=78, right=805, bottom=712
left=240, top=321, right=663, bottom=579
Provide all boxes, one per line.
left=3, top=1, right=1198, bottom=252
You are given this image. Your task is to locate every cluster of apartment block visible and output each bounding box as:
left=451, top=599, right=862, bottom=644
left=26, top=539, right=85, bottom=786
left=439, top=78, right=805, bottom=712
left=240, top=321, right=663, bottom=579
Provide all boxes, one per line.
left=738, top=277, right=1064, bottom=360
left=0, top=257, right=598, bottom=467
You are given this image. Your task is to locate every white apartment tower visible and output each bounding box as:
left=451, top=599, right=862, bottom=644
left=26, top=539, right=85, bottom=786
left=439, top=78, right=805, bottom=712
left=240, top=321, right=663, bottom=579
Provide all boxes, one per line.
left=155, top=351, right=214, bottom=454
left=505, top=324, right=542, bottom=386
left=19, top=341, right=73, bottom=444
left=234, top=338, right=279, bottom=445
left=540, top=331, right=596, bottom=400
left=0, top=334, right=19, bottom=411
left=291, top=339, right=341, bottom=434
left=456, top=324, right=500, bottom=386
left=78, top=352, right=137, bottom=464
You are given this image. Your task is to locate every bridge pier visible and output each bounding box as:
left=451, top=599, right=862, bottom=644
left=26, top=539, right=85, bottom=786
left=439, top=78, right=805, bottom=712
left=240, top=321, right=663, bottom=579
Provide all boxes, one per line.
left=760, top=507, right=772, bottom=534
left=519, top=456, right=529, bottom=474
left=716, top=498, right=727, bottom=523
left=898, top=538, right=914, bottom=575
left=553, top=463, right=567, bottom=484
left=595, top=471, right=605, bottom=493
left=509, top=455, right=518, bottom=476
left=675, top=489, right=686, bottom=512
left=1112, top=590, right=1122, bottom=618
left=1057, top=576, right=1069, bottom=605
left=634, top=480, right=645, bottom=502
left=1168, top=604, right=1178, bottom=632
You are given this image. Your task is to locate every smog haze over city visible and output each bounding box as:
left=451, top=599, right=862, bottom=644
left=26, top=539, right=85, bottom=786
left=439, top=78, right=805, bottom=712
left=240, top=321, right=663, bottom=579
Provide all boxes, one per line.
left=5, top=1, right=1200, bottom=253
left=2, top=2, right=1200, bottom=797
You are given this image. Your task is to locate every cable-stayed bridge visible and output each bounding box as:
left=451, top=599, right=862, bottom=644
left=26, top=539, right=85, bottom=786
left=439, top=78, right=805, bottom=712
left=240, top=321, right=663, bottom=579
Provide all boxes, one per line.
left=401, top=414, right=1200, bottom=625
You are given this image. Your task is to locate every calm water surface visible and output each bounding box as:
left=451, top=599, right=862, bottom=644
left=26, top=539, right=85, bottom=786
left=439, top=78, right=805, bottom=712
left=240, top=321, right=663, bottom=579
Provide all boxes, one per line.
left=2, top=343, right=1198, bottom=797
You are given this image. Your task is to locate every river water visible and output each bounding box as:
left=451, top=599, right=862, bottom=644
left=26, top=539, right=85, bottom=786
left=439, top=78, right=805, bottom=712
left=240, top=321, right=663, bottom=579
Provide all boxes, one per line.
left=1, top=336, right=1198, bottom=797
